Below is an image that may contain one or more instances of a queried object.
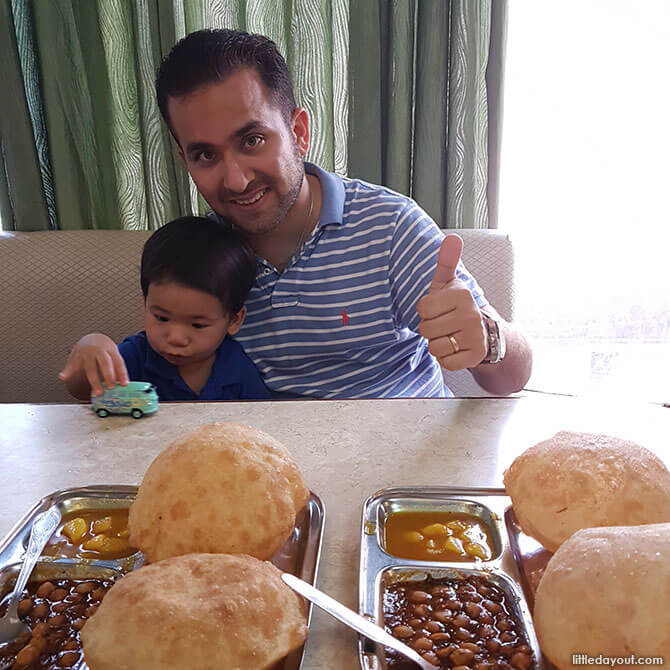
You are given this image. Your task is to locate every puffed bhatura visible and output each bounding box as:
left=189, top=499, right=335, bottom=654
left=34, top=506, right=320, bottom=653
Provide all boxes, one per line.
left=534, top=523, right=670, bottom=668
left=503, top=431, right=670, bottom=552
left=81, top=553, right=308, bottom=670
left=128, top=422, right=310, bottom=562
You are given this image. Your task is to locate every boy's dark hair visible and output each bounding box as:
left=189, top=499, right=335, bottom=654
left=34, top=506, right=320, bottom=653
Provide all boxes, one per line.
left=156, top=29, right=296, bottom=135
left=141, top=216, right=256, bottom=316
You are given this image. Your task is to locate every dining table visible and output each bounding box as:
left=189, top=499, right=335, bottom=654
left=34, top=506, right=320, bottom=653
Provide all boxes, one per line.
left=1, top=394, right=668, bottom=669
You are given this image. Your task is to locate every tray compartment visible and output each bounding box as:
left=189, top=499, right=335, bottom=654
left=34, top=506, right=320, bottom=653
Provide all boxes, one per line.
left=0, top=559, right=124, bottom=670
left=376, top=496, right=503, bottom=562
left=377, top=565, right=540, bottom=670
left=0, top=486, right=142, bottom=572
left=41, top=496, right=139, bottom=563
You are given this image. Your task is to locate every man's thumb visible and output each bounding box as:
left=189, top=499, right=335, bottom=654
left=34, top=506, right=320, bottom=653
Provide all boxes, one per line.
left=429, top=234, right=463, bottom=292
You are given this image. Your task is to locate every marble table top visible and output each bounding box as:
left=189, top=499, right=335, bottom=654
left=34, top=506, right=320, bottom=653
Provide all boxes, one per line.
left=1, top=395, right=667, bottom=668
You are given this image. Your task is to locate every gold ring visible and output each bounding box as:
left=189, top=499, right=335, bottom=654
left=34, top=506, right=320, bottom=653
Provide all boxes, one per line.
left=448, top=335, right=460, bottom=354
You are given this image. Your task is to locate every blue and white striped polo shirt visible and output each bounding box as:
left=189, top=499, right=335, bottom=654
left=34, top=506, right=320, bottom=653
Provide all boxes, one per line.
left=230, top=163, right=489, bottom=398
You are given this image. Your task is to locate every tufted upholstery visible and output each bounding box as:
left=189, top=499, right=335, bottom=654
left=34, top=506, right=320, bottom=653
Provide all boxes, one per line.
left=0, top=228, right=514, bottom=402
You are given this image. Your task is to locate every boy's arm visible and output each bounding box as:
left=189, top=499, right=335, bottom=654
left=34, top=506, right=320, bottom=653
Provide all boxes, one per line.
left=59, top=333, right=129, bottom=400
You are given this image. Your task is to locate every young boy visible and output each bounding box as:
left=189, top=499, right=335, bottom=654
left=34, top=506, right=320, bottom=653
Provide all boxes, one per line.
left=59, top=216, right=270, bottom=401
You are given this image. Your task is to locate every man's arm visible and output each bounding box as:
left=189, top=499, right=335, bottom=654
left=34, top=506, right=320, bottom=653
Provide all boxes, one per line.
left=470, top=310, right=533, bottom=395
left=417, top=234, right=533, bottom=395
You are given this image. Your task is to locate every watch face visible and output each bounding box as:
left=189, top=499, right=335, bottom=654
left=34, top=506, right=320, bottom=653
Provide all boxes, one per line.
left=483, top=312, right=504, bottom=364
left=498, top=323, right=507, bottom=361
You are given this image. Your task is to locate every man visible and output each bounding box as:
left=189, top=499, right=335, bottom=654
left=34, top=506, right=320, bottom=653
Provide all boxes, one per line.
left=155, top=29, right=532, bottom=398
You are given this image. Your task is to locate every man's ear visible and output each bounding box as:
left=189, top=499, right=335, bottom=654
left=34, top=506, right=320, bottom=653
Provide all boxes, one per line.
left=291, top=108, right=310, bottom=157
left=227, top=306, right=246, bottom=335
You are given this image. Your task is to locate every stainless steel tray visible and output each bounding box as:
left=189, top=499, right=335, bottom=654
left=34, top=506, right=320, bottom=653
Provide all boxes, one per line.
left=0, top=560, right=126, bottom=592
left=277, top=491, right=326, bottom=670
left=0, top=486, right=144, bottom=575
left=358, top=487, right=542, bottom=670
left=0, top=485, right=325, bottom=670
left=504, top=507, right=553, bottom=614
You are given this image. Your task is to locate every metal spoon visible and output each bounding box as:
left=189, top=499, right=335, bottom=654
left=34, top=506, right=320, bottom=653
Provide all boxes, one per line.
left=0, top=507, right=61, bottom=645
left=281, top=573, right=437, bottom=669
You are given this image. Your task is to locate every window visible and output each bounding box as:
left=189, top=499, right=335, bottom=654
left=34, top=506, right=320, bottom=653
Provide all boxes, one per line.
left=500, top=0, right=670, bottom=403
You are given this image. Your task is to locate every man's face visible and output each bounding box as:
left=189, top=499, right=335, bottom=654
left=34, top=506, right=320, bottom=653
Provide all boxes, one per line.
left=167, top=68, right=307, bottom=236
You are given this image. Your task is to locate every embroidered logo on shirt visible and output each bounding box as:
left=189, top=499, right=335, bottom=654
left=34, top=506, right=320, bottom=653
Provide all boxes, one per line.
left=342, top=309, right=349, bottom=326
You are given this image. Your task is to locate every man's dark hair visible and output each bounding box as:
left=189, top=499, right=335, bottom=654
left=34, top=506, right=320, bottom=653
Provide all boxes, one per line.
left=156, top=29, right=296, bottom=135
left=141, top=216, right=256, bottom=315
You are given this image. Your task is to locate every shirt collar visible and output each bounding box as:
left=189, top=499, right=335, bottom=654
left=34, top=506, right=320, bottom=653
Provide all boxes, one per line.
left=305, top=161, right=345, bottom=228
left=207, top=336, right=236, bottom=381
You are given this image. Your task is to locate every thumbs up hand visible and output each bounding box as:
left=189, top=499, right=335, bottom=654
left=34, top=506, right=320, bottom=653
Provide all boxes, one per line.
left=417, top=234, right=488, bottom=371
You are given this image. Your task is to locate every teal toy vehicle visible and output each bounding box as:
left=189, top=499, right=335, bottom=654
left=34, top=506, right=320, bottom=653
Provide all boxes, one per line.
left=91, top=382, right=159, bottom=419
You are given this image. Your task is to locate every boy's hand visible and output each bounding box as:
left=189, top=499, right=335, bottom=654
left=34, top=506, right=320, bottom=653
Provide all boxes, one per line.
left=59, top=333, right=129, bottom=397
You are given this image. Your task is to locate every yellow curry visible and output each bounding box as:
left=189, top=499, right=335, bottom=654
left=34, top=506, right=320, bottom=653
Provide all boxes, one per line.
left=384, top=510, right=493, bottom=561
left=42, top=508, right=136, bottom=560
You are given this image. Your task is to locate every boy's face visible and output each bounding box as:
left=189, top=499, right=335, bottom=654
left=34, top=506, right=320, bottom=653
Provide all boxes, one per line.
left=144, top=281, right=244, bottom=368
left=167, top=67, right=309, bottom=237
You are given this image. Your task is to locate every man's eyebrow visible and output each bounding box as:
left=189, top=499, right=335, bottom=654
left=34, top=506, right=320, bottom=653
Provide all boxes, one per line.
left=185, top=141, right=215, bottom=154
left=185, top=121, right=266, bottom=154
left=233, top=120, right=265, bottom=138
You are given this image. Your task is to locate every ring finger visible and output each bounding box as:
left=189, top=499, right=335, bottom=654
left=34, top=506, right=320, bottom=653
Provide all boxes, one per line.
left=428, top=331, right=466, bottom=360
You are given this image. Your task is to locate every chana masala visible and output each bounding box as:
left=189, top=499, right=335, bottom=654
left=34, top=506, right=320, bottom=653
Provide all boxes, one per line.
left=383, top=575, right=534, bottom=669
left=0, top=578, right=111, bottom=669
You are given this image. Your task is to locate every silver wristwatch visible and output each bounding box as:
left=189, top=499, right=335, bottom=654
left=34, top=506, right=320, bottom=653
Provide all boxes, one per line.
left=480, top=310, right=506, bottom=364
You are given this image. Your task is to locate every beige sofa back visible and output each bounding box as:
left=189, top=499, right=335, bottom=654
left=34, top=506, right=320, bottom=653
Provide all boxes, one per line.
left=1, top=231, right=150, bottom=402
left=0, top=229, right=514, bottom=402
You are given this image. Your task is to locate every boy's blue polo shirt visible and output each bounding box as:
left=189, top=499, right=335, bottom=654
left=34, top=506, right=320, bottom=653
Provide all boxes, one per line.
left=118, top=332, right=270, bottom=401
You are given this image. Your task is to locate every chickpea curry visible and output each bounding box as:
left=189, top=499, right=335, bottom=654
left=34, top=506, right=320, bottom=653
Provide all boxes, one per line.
left=383, top=575, right=534, bottom=669
left=0, top=577, right=111, bottom=670
left=384, top=511, right=494, bottom=562
left=42, top=509, right=136, bottom=560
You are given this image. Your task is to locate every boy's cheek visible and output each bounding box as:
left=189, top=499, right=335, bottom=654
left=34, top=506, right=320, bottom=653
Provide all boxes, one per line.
left=144, top=327, right=161, bottom=351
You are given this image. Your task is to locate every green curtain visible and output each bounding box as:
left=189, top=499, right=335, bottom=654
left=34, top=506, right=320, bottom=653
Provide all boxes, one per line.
left=0, top=0, right=190, bottom=231
left=348, top=0, right=496, bottom=229
left=0, top=0, right=51, bottom=230
left=0, top=0, right=498, bottom=232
